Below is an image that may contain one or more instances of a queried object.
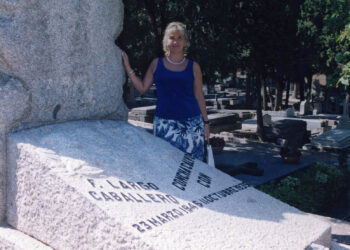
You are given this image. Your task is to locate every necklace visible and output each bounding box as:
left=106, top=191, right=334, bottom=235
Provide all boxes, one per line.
left=166, top=56, right=186, bottom=65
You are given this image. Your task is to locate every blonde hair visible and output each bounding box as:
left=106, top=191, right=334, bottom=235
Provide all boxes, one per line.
left=162, top=22, right=190, bottom=56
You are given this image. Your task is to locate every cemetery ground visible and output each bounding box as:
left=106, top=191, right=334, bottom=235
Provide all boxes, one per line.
left=127, top=84, right=350, bottom=249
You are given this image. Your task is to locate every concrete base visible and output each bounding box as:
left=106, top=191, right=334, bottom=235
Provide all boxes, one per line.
left=6, top=120, right=331, bottom=249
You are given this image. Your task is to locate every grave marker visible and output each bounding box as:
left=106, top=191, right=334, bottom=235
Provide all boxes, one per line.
left=5, top=121, right=331, bottom=249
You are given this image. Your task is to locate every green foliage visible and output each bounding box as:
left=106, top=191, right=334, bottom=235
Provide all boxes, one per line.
left=257, top=162, right=348, bottom=213
left=337, top=62, right=350, bottom=87
left=117, top=0, right=243, bottom=84
left=118, top=0, right=350, bottom=96
left=336, top=24, right=350, bottom=89
left=298, top=0, right=350, bottom=83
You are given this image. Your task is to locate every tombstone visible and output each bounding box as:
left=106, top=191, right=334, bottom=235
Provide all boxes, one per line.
left=207, top=112, right=241, bottom=133
left=313, top=98, right=323, bottom=115
left=300, top=100, right=312, bottom=115
left=337, top=98, right=350, bottom=129
left=262, top=114, right=272, bottom=126
left=341, top=98, right=350, bottom=119
left=285, top=107, right=296, bottom=117
left=202, top=84, right=209, bottom=95
left=266, top=119, right=309, bottom=149
left=5, top=120, right=331, bottom=249
left=214, top=84, right=223, bottom=92
left=311, top=79, right=321, bottom=101
left=310, top=128, right=350, bottom=167
left=128, top=105, right=156, bottom=123
left=0, top=1, right=332, bottom=249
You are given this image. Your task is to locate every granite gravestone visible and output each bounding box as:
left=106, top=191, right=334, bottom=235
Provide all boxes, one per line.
left=0, top=0, right=126, bottom=222
left=0, top=0, right=127, bottom=132
left=6, top=120, right=331, bottom=249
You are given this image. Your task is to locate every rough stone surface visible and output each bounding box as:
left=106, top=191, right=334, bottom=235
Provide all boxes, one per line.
left=0, top=0, right=127, bottom=132
left=0, top=124, right=6, bottom=222
left=0, top=73, right=30, bottom=127
left=6, top=120, right=331, bottom=249
left=0, top=223, right=53, bottom=250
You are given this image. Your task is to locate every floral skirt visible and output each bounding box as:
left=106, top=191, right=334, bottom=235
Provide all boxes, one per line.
left=153, top=115, right=204, bottom=161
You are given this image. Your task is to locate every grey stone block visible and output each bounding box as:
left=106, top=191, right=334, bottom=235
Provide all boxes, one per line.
left=0, top=73, right=30, bottom=128
left=0, top=0, right=127, bottom=132
left=6, top=120, right=331, bottom=249
left=0, top=223, right=53, bottom=250
left=0, top=124, right=5, bottom=222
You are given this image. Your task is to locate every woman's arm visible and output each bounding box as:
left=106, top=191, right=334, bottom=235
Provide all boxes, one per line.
left=193, top=62, right=210, bottom=140
left=122, top=51, right=157, bottom=95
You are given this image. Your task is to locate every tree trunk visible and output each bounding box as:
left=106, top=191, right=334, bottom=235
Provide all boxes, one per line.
left=274, top=81, right=283, bottom=111
left=256, top=75, right=266, bottom=141
left=246, top=76, right=252, bottom=109
left=284, top=81, right=290, bottom=108
left=293, top=82, right=298, bottom=99
left=306, top=73, right=313, bottom=100
left=346, top=86, right=350, bottom=118
left=262, top=79, right=268, bottom=110
left=267, top=85, right=274, bottom=107
left=143, top=0, right=165, bottom=56
left=299, top=75, right=305, bottom=102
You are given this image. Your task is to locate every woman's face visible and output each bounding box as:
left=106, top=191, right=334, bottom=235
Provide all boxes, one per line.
left=166, top=31, right=186, bottom=55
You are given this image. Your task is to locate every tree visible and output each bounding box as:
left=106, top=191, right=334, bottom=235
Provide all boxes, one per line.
left=334, top=23, right=350, bottom=115
left=117, top=0, right=244, bottom=85
left=297, top=0, right=350, bottom=98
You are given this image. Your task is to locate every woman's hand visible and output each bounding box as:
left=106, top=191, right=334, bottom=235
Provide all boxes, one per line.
left=121, top=51, right=131, bottom=72
left=204, top=124, right=210, bottom=141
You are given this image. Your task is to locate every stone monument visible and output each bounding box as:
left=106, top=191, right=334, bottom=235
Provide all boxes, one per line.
left=262, top=114, right=272, bottom=126
left=337, top=98, right=350, bottom=129
left=285, top=107, right=295, bottom=117
left=0, top=0, right=127, bottom=222
left=299, top=99, right=312, bottom=116
left=5, top=121, right=331, bottom=249
left=0, top=0, right=127, bottom=132
left=0, top=1, right=331, bottom=249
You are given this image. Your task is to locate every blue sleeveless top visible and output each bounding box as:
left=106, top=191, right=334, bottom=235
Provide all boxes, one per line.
left=153, top=58, right=201, bottom=120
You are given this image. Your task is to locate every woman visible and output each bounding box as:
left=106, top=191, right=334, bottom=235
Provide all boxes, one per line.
left=122, top=21, right=210, bottom=161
